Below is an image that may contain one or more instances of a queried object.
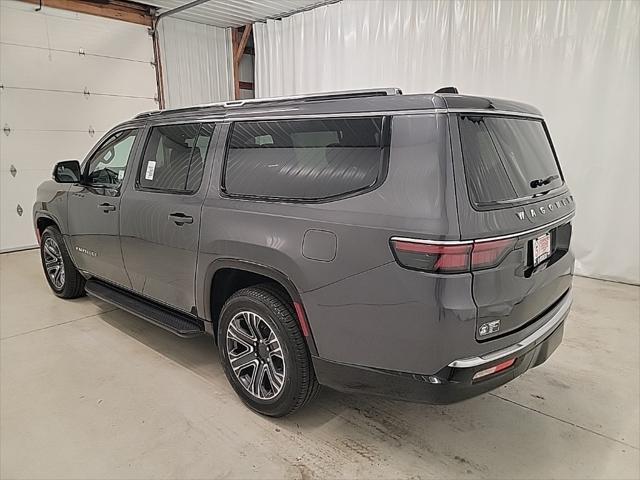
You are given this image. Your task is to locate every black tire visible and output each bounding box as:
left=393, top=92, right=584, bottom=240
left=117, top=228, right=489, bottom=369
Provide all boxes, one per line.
left=218, top=284, right=320, bottom=417
left=39, top=226, right=85, bottom=299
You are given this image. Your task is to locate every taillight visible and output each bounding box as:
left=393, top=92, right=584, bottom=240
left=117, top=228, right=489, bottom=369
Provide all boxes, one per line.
left=391, top=240, right=472, bottom=273
left=471, top=238, right=516, bottom=269
left=390, top=237, right=516, bottom=273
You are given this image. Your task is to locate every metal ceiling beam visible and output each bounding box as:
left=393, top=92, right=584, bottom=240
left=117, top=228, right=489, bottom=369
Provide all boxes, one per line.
left=151, top=0, right=342, bottom=27
left=156, top=0, right=211, bottom=21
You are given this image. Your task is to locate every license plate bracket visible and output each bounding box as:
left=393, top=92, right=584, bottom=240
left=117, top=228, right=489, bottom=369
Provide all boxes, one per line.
left=532, top=232, right=551, bottom=266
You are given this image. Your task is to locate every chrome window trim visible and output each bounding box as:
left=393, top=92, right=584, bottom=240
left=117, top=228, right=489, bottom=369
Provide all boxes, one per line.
left=448, top=290, right=572, bottom=368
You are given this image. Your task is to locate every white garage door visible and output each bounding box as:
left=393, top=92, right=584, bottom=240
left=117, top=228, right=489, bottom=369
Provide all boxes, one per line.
left=0, top=0, right=158, bottom=252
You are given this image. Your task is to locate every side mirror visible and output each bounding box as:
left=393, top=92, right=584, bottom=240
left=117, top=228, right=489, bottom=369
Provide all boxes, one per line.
left=53, top=160, right=81, bottom=183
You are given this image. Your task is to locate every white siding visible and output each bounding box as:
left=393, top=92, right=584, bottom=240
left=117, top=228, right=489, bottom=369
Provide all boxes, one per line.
left=0, top=0, right=158, bottom=251
left=157, top=17, right=233, bottom=108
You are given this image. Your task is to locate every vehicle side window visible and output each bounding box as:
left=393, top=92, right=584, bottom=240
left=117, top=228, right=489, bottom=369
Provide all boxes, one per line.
left=138, top=123, right=214, bottom=193
left=85, top=129, right=138, bottom=187
left=223, top=117, right=386, bottom=201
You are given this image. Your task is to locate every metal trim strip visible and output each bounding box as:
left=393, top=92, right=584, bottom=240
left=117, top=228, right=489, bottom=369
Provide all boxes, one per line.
left=448, top=291, right=573, bottom=368
left=391, top=212, right=574, bottom=247
left=390, top=237, right=473, bottom=246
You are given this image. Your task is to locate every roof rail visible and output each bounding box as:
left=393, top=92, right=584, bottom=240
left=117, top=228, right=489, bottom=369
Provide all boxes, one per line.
left=134, top=88, right=402, bottom=118
left=222, top=87, right=402, bottom=108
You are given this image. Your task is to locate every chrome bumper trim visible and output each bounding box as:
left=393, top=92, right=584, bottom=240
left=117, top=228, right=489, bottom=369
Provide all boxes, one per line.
left=448, top=291, right=573, bottom=368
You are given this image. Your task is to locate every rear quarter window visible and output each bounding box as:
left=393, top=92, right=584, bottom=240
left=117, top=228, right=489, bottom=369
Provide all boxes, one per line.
left=223, top=117, right=387, bottom=201
left=458, top=115, right=564, bottom=207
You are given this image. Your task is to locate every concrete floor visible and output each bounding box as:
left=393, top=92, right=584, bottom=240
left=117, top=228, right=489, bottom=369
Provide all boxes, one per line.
left=0, top=249, right=638, bottom=480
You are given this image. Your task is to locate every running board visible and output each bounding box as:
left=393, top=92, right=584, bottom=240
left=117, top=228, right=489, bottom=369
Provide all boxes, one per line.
left=85, top=279, right=205, bottom=338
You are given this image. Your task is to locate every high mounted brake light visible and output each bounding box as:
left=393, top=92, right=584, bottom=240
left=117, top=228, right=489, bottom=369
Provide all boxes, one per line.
left=390, top=237, right=516, bottom=273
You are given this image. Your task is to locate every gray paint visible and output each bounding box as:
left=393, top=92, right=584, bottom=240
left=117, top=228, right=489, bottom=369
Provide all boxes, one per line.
left=33, top=91, right=574, bottom=378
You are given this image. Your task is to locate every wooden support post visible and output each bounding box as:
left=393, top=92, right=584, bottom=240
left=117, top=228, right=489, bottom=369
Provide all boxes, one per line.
left=232, top=24, right=252, bottom=100
left=152, top=18, right=166, bottom=109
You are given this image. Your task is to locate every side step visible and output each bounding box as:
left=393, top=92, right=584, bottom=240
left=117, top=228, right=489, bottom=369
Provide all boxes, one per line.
left=85, top=279, right=205, bottom=338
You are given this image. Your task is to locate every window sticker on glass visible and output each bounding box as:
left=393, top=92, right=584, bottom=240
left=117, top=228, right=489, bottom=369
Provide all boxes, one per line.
left=118, top=170, right=125, bottom=181
left=145, top=161, right=156, bottom=180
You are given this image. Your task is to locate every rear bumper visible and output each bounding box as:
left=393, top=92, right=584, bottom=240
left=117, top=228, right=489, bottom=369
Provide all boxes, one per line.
left=313, top=295, right=570, bottom=404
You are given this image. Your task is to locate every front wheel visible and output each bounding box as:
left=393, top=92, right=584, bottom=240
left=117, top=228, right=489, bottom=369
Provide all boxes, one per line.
left=39, top=226, right=85, bottom=298
left=218, top=284, right=319, bottom=417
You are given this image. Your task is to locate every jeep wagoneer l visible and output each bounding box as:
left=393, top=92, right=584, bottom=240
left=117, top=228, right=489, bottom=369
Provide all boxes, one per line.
left=34, top=88, right=574, bottom=416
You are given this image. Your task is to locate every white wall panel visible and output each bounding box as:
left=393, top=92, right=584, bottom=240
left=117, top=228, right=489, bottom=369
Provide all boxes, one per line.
left=254, top=0, right=640, bottom=285
left=0, top=44, right=157, bottom=98
left=0, top=1, right=154, bottom=62
left=0, top=170, right=50, bottom=250
left=0, top=131, right=105, bottom=172
left=0, top=0, right=157, bottom=251
left=0, top=90, right=154, bottom=136
left=157, top=17, right=233, bottom=108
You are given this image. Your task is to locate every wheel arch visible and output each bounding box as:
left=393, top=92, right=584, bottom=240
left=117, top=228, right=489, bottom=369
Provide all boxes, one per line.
left=34, top=212, right=61, bottom=243
left=201, top=258, right=317, bottom=355
left=34, top=211, right=82, bottom=268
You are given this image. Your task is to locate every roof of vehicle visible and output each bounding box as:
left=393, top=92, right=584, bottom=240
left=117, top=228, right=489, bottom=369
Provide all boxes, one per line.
left=133, top=88, right=543, bottom=124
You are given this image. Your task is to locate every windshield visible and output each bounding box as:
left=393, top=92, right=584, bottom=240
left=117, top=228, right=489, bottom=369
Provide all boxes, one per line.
left=458, top=115, right=563, bottom=206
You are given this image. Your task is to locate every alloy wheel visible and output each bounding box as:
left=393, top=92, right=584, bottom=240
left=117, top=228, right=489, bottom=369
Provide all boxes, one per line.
left=226, top=311, right=286, bottom=400
left=43, top=237, right=65, bottom=290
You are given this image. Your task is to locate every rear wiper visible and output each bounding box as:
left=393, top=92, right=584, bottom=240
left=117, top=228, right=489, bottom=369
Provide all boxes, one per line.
left=530, top=174, right=559, bottom=188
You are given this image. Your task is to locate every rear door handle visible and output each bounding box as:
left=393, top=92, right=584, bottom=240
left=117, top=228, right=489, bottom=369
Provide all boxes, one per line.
left=168, top=213, right=193, bottom=225
left=98, top=203, right=116, bottom=212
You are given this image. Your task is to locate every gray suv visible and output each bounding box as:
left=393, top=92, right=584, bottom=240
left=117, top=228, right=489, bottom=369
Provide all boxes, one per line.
left=33, top=88, right=575, bottom=417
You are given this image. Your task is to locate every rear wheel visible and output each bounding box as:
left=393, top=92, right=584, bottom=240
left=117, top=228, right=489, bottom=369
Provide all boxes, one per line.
left=218, top=284, right=319, bottom=417
left=39, top=226, right=85, bottom=298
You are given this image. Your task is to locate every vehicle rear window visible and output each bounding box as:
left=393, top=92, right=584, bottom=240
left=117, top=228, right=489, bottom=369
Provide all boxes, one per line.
left=224, top=117, right=385, bottom=201
left=138, top=123, right=214, bottom=193
left=458, top=115, right=563, bottom=206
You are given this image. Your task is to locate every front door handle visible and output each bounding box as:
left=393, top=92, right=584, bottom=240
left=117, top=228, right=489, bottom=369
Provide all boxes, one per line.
left=98, top=203, right=116, bottom=212
left=168, top=213, right=194, bottom=225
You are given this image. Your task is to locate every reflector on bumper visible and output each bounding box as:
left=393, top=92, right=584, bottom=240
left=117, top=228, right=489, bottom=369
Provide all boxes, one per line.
left=472, top=358, right=516, bottom=381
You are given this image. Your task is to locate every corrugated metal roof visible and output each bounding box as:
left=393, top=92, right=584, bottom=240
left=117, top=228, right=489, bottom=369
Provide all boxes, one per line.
left=140, top=0, right=335, bottom=27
